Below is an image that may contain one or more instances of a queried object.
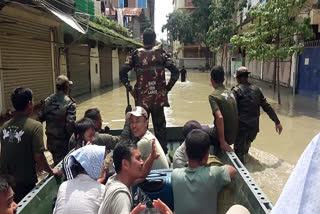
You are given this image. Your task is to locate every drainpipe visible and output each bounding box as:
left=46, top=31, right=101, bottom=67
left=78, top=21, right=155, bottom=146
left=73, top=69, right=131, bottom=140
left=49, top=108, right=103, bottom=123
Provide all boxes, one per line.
left=50, top=29, right=56, bottom=93
left=291, top=35, right=299, bottom=97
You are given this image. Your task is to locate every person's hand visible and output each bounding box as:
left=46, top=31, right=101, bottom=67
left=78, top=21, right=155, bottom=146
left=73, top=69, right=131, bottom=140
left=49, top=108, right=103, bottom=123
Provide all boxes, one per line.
left=125, top=105, right=132, bottom=114
left=153, top=199, right=173, bottom=214
left=82, top=140, right=92, bottom=147
left=276, top=123, right=283, bottom=135
left=166, top=85, right=172, bottom=92
left=125, top=82, right=133, bottom=92
left=130, top=203, right=146, bottom=214
left=52, top=168, right=62, bottom=177
left=220, top=140, right=233, bottom=152
left=151, top=139, right=160, bottom=160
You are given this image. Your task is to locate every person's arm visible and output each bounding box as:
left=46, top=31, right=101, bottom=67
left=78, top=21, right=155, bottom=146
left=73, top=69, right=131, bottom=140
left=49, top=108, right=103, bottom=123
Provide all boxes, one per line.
left=224, top=164, right=237, bottom=179
left=65, top=102, right=76, bottom=136
left=119, top=51, right=137, bottom=84
left=214, top=110, right=233, bottom=152
left=259, top=89, right=283, bottom=134
left=134, top=139, right=160, bottom=184
left=131, top=203, right=147, bottom=214
left=141, top=139, right=160, bottom=177
left=153, top=199, right=173, bottom=214
left=164, top=52, right=179, bottom=91
left=33, top=123, right=61, bottom=175
left=34, top=152, right=61, bottom=175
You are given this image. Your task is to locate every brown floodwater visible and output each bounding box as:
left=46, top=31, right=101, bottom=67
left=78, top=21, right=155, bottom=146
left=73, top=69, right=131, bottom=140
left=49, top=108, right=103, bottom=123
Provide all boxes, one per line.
left=75, top=71, right=320, bottom=204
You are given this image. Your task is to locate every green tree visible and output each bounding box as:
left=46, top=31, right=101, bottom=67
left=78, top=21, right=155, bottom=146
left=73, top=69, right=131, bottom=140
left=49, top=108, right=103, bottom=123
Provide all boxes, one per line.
left=208, top=0, right=246, bottom=69
left=190, top=0, right=213, bottom=68
left=162, top=11, right=194, bottom=45
left=163, top=0, right=213, bottom=68
left=230, top=0, right=314, bottom=104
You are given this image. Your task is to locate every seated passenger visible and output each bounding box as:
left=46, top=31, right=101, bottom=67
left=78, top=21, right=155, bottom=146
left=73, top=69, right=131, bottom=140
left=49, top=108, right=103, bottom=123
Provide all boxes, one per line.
left=63, top=118, right=96, bottom=180
left=173, top=120, right=215, bottom=168
left=0, top=175, right=18, bottom=214
left=53, top=145, right=106, bottom=214
left=209, top=66, right=238, bottom=152
left=126, top=106, right=169, bottom=169
left=68, top=108, right=130, bottom=151
left=98, top=140, right=159, bottom=214
left=172, top=129, right=237, bottom=214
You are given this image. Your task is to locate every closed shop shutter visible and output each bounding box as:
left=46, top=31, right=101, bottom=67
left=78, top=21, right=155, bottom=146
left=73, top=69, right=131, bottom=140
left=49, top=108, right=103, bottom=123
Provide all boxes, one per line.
left=0, top=14, right=53, bottom=112
left=99, top=47, right=113, bottom=88
left=67, top=45, right=90, bottom=97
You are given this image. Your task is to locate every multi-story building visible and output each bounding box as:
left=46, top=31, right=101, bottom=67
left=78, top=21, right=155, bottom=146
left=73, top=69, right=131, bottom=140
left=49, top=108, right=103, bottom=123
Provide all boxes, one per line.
left=102, top=0, right=154, bottom=29
left=172, top=0, right=210, bottom=69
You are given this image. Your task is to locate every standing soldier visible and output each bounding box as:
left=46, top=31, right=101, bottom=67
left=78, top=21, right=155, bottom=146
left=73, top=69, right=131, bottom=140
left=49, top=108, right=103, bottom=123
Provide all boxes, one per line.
left=38, top=75, right=76, bottom=165
left=119, top=28, right=180, bottom=154
left=232, top=67, right=283, bottom=162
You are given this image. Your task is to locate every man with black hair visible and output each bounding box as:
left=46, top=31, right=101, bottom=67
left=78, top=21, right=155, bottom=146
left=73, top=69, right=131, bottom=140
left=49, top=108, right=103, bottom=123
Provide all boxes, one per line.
left=0, top=175, right=18, bottom=214
left=0, top=88, right=60, bottom=203
left=171, top=129, right=237, bottom=214
left=232, top=66, right=283, bottom=162
left=63, top=118, right=96, bottom=180
left=38, top=75, right=76, bottom=165
left=98, top=140, right=159, bottom=214
left=119, top=28, right=180, bottom=154
left=209, top=66, right=238, bottom=152
left=173, top=120, right=215, bottom=168
left=68, top=108, right=130, bottom=151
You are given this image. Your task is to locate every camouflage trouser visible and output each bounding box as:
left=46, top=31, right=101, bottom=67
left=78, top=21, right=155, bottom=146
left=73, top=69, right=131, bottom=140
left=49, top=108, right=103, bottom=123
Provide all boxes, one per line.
left=234, top=131, right=257, bottom=163
left=147, top=106, right=168, bottom=154
left=47, top=138, right=69, bottom=166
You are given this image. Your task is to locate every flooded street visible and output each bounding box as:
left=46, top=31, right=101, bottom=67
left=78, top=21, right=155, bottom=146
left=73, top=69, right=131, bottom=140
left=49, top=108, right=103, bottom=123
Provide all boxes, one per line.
left=75, top=71, right=320, bottom=204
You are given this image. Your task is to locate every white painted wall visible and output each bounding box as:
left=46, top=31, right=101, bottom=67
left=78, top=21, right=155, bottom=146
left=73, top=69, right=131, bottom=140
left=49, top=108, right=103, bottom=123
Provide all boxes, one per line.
left=59, top=53, right=68, bottom=76
left=94, top=0, right=101, bottom=16
left=112, top=48, right=120, bottom=85
left=90, top=46, right=101, bottom=91
left=174, top=0, right=185, bottom=10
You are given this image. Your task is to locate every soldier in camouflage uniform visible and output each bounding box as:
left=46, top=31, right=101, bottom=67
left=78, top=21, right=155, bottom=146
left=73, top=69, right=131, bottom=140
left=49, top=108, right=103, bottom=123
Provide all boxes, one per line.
left=232, top=67, right=283, bottom=162
left=119, top=28, right=180, bottom=154
left=38, top=75, right=76, bottom=165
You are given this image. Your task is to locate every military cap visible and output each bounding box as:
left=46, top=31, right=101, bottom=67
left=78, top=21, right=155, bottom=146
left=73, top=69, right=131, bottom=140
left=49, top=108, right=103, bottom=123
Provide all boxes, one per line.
left=56, top=75, right=73, bottom=85
left=234, top=66, right=251, bottom=77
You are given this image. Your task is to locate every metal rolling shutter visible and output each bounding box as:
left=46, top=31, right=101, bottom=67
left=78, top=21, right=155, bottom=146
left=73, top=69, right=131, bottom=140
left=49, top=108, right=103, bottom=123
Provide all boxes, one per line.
left=0, top=14, right=53, bottom=111
left=99, top=47, right=113, bottom=88
left=67, top=45, right=90, bottom=97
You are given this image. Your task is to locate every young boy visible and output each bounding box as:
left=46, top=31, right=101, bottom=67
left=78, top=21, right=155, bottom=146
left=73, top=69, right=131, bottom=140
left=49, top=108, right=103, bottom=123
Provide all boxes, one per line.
left=0, top=175, right=18, bottom=214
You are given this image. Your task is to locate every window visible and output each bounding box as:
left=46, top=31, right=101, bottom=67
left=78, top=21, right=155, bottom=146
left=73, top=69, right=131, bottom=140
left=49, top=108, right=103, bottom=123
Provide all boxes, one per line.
left=138, top=0, right=147, bottom=8
left=119, top=0, right=124, bottom=8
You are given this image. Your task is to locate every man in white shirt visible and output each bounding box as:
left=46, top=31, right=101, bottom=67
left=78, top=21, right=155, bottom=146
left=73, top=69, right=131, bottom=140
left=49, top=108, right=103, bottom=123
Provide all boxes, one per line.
left=98, top=140, right=159, bottom=214
left=126, top=106, right=169, bottom=169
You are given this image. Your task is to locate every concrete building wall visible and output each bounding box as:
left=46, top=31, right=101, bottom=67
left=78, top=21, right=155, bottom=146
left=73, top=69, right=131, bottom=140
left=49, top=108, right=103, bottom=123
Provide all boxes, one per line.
left=90, top=46, right=101, bottom=91
left=177, top=58, right=206, bottom=69
left=112, top=48, right=120, bottom=84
